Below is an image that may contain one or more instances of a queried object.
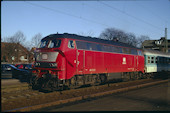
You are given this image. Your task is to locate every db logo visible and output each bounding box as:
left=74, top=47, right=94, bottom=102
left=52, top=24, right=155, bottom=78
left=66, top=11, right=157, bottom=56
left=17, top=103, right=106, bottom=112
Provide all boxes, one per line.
left=122, top=57, right=126, bottom=64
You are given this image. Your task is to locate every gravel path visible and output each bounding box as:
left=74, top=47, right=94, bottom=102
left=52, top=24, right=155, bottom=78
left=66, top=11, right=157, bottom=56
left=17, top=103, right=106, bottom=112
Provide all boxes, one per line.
left=1, top=79, right=23, bottom=86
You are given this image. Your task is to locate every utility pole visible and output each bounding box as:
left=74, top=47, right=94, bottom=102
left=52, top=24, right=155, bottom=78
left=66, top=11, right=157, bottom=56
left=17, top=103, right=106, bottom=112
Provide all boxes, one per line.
left=165, top=28, right=168, bottom=53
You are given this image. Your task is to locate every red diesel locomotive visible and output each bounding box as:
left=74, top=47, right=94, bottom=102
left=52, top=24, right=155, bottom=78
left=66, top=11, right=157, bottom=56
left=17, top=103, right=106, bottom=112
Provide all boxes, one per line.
left=31, top=33, right=144, bottom=91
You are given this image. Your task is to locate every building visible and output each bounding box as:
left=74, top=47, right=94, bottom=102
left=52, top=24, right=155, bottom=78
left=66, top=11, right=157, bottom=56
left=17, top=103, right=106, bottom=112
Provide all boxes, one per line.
left=142, top=37, right=170, bottom=53
left=1, top=42, right=34, bottom=64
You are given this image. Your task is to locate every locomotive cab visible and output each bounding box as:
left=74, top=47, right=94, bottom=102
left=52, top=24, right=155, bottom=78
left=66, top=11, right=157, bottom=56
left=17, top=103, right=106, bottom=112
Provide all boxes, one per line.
left=34, top=38, right=61, bottom=69
left=31, top=36, right=77, bottom=90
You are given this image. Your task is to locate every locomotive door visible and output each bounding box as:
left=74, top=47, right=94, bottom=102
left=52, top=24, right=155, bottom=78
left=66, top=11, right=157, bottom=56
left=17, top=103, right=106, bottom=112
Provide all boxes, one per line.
left=76, top=50, right=85, bottom=74
left=134, top=56, right=138, bottom=71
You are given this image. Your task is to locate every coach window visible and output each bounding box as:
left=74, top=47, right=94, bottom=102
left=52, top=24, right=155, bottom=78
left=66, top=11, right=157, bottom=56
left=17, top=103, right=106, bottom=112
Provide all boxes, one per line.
left=131, top=49, right=135, bottom=55
left=76, top=41, right=86, bottom=50
left=112, top=46, right=117, bottom=53
left=151, top=57, right=154, bottom=63
left=122, top=48, right=126, bottom=54
left=128, top=49, right=131, bottom=54
left=148, top=56, right=151, bottom=64
left=102, top=45, right=107, bottom=52
left=123, top=48, right=129, bottom=54
left=160, top=57, right=162, bottom=64
left=110, top=46, right=114, bottom=52
left=115, top=47, right=120, bottom=53
left=97, top=44, right=101, bottom=51
left=164, top=58, right=166, bottom=64
left=155, top=57, right=158, bottom=63
left=138, top=50, right=143, bottom=56
left=166, top=58, right=168, bottom=63
left=119, top=48, right=123, bottom=53
left=87, top=43, right=92, bottom=50
left=91, top=43, right=98, bottom=51
left=162, top=58, right=165, bottom=64
left=151, top=57, right=155, bottom=64
left=68, top=40, right=75, bottom=49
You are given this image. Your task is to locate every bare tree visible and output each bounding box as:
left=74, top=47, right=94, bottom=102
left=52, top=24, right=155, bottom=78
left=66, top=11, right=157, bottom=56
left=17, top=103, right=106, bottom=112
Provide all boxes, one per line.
left=23, top=41, right=32, bottom=51
left=126, top=33, right=138, bottom=47
left=2, top=31, right=27, bottom=62
left=1, top=42, right=18, bottom=63
left=31, top=33, right=42, bottom=47
left=137, top=35, right=150, bottom=48
left=99, top=28, right=138, bottom=47
left=3, top=31, right=26, bottom=44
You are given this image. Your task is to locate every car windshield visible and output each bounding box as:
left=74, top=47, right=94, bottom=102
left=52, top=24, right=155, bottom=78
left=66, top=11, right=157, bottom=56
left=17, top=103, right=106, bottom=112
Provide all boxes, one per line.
left=25, top=64, right=32, bottom=69
left=9, top=64, right=16, bottom=69
left=38, top=39, right=61, bottom=48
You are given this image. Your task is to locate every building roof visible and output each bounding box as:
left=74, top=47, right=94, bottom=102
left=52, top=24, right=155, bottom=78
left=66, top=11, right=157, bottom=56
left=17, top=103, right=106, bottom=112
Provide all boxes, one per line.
left=1, top=42, right=30, bottom=53
left=143, top=49, right=170, bottom=57
left=42, top=33, right=140, bottom=49
left=142, top=39, right=170, bottom=48
left=142, top=40, right=156, bottom=47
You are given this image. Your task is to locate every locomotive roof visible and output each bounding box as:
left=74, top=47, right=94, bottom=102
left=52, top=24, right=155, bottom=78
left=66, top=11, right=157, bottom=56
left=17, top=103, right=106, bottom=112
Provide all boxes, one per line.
left=43, top=33, right=140, bottom=49
left=143, top=49, right=170, bottom=57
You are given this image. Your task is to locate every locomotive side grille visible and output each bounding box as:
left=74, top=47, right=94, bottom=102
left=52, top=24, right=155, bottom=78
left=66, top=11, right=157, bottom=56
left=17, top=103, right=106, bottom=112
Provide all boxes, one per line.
left=35, top=62, right=57, bottom=68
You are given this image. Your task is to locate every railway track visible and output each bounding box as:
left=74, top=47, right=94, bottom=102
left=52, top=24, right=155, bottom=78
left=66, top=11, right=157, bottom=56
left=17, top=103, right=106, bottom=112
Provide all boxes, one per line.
left=2, top=78, right=169, bottom=112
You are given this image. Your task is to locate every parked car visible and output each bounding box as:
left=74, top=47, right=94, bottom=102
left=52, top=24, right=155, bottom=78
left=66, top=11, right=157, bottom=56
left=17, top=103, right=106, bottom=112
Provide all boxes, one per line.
left=1, top=64, right=16, bottom=73
left=15, top=64, right=25, bottom=69
left=12, top=64, right=35, bottom=82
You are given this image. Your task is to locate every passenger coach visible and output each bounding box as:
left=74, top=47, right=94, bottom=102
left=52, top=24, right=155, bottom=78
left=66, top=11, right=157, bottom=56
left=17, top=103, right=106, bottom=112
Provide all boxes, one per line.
left=31, top=33, right=145, bottom=90
left=143, top=49, right=170, bottom=73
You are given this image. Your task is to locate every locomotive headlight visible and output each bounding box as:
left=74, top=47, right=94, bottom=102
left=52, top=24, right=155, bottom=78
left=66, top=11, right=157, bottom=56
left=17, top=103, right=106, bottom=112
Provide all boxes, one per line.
left=49, top=63, right=57, bottom=67
left=35, top=62, right=40, bottom=66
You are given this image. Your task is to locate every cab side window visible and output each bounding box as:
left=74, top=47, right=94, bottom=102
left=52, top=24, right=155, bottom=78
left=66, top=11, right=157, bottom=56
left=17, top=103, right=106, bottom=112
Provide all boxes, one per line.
left=68, top=40, right=75, bottom=49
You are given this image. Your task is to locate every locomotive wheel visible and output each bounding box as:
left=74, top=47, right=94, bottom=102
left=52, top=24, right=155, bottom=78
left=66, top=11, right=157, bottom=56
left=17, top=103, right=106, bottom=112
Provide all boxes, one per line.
left=99, top=74, right=107, bottom=84
left=122, top=72, right=128, bottom=81
left=136, top=73, right=139, bottom=80
left=43, top=79, right=57, bottom=92
left=131, top=72, right=135, bottom=80
left=127, top=72, right=131, bottom=81
left=69, top=76, right=78, bottom=89
left=95, top=74, right=100, bottom=85
left=134, top=72, right=138, bottom=80
left=138, top=72, right=143, bottom=79
left=31, top=77, right=43, bottom=90
left=89, top=74, right=100, bottom=86
left=147, top=73, right=153, bottom=79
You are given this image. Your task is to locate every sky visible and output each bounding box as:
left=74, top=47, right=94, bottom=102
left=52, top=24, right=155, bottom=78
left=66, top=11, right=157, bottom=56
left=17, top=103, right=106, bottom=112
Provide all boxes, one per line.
left=1, top=0, right=170, bottom=44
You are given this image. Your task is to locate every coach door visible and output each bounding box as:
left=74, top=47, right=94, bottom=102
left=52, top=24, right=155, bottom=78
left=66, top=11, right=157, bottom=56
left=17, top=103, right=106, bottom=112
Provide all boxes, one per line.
left=76, top=50, right=85, bottom=74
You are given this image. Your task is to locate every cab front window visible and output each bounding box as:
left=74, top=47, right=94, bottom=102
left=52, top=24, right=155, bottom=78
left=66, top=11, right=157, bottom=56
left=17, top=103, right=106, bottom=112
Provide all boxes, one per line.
left=38, top=40, right=48, bottom=48
left=48, top=40, right=61, bottom=48
left=38, top=39, right=61, bottom=48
